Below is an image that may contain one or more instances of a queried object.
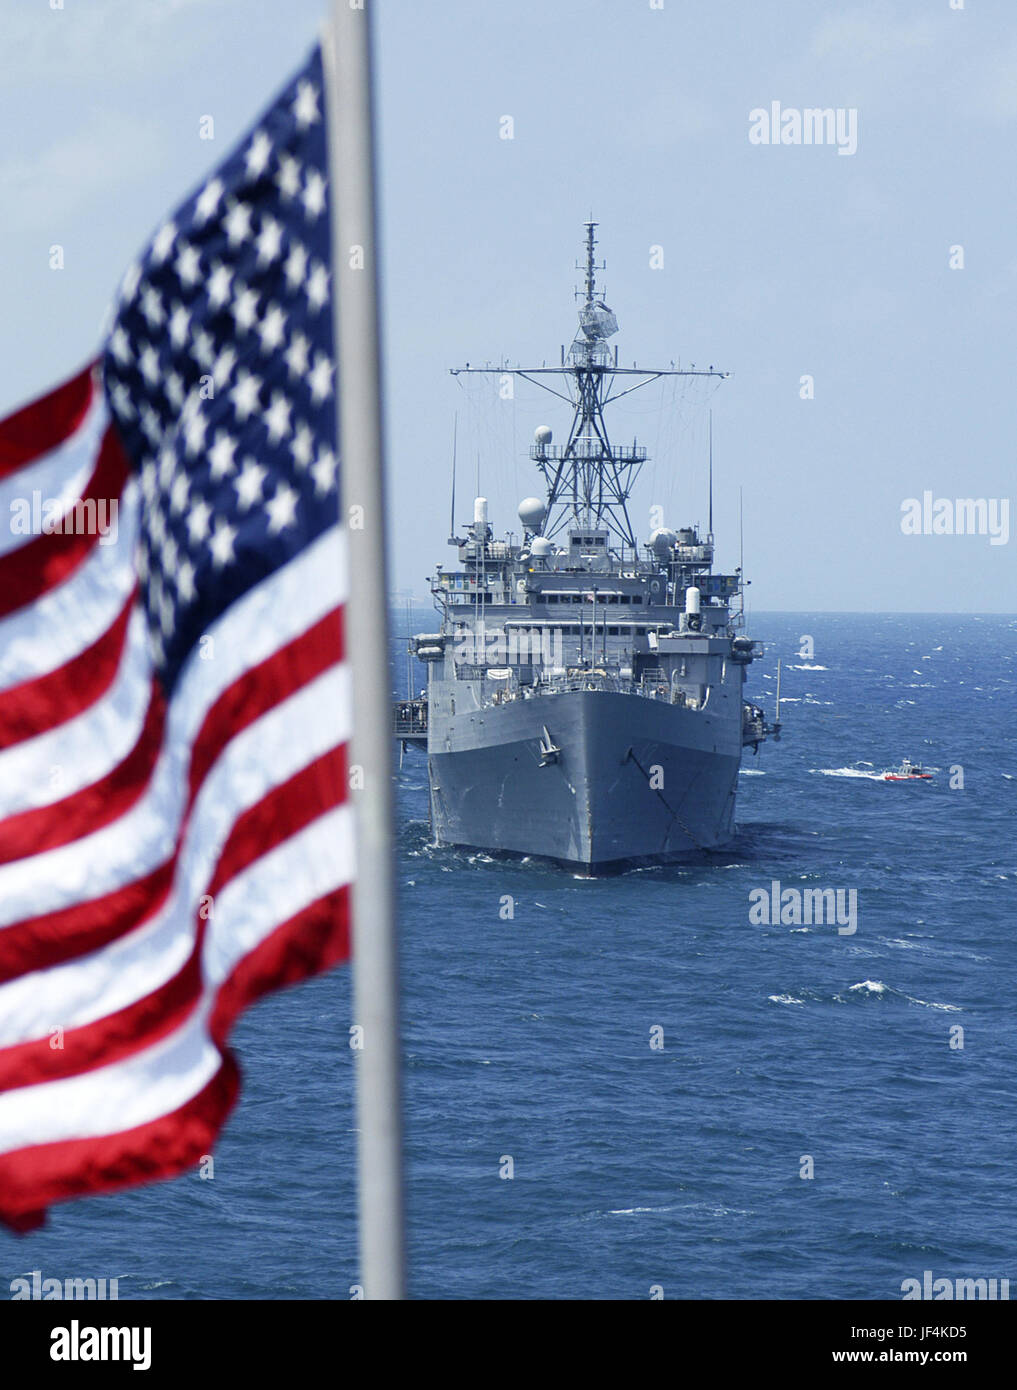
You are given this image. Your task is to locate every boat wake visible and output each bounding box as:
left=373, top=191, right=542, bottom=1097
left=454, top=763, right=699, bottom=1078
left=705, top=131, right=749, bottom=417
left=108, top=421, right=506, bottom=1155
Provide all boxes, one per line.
left=811, top=767, right=884, bottom=780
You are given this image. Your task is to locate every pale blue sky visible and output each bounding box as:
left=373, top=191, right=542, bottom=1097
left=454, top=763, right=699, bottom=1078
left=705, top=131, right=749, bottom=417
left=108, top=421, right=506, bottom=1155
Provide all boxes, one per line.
left=1, top=0, right=1014, bottom=610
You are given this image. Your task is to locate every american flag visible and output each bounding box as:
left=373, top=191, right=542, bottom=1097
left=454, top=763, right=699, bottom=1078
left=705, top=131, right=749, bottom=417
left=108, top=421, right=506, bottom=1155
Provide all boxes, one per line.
left=0, top=45, right=351, bottom=1232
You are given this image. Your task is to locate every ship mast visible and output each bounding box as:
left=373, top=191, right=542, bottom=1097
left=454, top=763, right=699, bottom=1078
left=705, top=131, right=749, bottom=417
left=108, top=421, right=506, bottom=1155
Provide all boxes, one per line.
left=541, top=220, right=637, bottom=545
left=451, top=223, right=728, bottom=551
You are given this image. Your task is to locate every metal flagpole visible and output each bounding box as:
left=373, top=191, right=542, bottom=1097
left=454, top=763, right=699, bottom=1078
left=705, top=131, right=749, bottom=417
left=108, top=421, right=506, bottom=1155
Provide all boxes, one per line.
left=323, top=0, right=406, bottom=1299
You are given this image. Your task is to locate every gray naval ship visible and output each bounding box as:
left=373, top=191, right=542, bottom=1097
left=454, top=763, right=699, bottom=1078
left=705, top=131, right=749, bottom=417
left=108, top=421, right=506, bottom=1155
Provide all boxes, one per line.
left=396, top=224, right=781, bottom=872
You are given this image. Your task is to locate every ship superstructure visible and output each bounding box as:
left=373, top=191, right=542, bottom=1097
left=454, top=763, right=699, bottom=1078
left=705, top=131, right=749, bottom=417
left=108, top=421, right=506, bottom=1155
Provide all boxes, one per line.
left=401, top=225, right=780, bottom=871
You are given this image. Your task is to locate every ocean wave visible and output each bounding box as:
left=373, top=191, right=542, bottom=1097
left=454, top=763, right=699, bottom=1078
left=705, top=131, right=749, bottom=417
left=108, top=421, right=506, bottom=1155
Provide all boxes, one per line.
left=839, top=980, right=961, bottom=1011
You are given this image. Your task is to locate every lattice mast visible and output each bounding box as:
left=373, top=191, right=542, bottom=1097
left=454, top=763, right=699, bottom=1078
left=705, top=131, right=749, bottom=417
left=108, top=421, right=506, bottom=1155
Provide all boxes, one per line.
left=451, top=223, right=727, bottom=551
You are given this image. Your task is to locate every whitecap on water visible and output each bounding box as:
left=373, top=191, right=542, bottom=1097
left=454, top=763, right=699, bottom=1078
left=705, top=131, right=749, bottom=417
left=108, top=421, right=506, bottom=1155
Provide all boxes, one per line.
left=845, top=980, right=961, bottom=1012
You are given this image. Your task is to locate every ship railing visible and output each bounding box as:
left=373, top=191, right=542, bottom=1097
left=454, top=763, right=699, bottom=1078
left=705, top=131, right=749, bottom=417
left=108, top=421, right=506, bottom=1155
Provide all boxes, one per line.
left=529, top=443, right=647, bottom=463
left=638, top=672, right=670, bottom=699
left=393, top=696, right=428, bottom=740
left=478, top=670, right=628, bottom=704
left=475, top=669, right=702, bottom=709
left=541, top=669, right=628, bottom=695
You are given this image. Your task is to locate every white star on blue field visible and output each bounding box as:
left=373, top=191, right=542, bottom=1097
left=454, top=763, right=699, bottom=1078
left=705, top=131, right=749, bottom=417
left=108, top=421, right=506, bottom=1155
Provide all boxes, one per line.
left=103, top=48, right=338, bottom=688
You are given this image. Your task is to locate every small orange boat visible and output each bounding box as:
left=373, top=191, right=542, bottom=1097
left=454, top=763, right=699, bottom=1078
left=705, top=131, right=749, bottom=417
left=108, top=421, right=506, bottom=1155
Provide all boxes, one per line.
left=882, top=758, right=933, bottom=781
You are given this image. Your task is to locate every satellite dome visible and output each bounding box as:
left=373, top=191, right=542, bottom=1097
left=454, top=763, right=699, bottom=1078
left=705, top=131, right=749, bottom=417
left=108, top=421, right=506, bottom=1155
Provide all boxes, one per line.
left=517, top=497, right=546, bottom=532
left=649, top=527, right=678, bottom=559
left=533, top=425, right=553, bottom=447
left=530, top=536, right=553, bottom=557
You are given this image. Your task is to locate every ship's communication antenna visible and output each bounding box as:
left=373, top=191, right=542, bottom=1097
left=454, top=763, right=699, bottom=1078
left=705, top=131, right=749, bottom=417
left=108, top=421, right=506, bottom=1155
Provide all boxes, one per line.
left=578, top=220, right=605, bottom=305
left=708, top=410, right=714, bottom=539
left=448, top=412, right=458, bottom=540
left=739, top=486, right=744, bottom=590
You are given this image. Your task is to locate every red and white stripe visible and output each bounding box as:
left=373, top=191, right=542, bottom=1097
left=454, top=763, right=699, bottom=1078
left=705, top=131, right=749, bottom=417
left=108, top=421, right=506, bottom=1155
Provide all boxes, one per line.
left=0, top=368, right=351, bottom=1231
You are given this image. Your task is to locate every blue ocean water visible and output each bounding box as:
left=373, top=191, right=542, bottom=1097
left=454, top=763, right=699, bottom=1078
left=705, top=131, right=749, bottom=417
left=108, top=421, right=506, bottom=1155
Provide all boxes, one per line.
left=3, top=611, right=1015, bottom=1300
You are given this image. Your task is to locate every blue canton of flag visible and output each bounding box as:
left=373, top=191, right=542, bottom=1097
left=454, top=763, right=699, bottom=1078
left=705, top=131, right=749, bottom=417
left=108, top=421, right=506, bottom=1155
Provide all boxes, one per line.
left=103, top=46, right=338, bottom=689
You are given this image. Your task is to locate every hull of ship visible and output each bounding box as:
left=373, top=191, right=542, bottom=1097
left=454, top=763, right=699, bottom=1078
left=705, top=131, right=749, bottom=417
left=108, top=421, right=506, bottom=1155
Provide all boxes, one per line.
left=427, top=688, right=741, bottom=873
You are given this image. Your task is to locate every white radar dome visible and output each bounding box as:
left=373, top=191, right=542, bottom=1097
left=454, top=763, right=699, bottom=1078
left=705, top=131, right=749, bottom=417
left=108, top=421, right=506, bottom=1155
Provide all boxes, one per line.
left=533, top=425, right=553, bottom=447
left=530, top=536, right=554, bottom=557
left=649, top=527, right=678, bottom=558
left=517, top=497, right=546, bottom=531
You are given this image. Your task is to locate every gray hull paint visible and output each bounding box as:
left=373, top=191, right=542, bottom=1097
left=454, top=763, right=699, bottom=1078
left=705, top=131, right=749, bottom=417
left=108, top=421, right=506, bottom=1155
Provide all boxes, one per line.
left=428, top=689, right=741, bottom=871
